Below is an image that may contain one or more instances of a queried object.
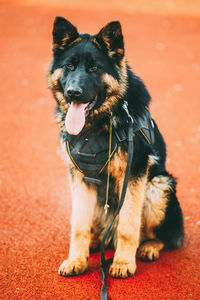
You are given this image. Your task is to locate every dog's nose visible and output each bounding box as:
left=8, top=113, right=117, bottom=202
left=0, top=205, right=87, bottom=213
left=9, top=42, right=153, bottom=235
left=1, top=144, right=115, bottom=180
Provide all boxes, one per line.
left=67, top=87, right=82, bottom=99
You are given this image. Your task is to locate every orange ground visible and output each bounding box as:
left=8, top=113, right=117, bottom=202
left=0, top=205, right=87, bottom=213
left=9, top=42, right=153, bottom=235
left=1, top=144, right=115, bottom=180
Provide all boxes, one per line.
left=0, top=1, right=200, bottom=299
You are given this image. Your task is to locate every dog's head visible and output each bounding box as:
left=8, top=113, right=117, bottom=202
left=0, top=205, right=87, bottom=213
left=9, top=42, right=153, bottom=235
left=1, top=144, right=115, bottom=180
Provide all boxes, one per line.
left=48, top=17, right=128, bottom=135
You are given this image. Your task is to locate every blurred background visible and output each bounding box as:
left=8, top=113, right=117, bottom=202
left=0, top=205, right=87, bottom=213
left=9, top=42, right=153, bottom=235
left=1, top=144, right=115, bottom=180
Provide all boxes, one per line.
left=0, top=1, right=200, bottom=299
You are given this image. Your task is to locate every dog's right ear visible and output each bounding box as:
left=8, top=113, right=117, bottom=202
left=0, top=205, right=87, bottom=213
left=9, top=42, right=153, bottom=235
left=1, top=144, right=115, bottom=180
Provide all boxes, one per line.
left=52, top=17, right=79, bottom=52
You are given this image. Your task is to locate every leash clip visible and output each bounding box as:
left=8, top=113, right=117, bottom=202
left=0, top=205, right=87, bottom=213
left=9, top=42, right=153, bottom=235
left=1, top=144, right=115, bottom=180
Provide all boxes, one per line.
left=104, top=204, right=110, bottom=214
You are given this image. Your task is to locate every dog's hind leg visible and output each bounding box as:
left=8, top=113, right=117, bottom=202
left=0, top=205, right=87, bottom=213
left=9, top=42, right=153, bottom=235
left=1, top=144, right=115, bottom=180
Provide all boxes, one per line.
left=58, top=170, right=97, bottom=276
left=138, top=174, right=184, bottom=261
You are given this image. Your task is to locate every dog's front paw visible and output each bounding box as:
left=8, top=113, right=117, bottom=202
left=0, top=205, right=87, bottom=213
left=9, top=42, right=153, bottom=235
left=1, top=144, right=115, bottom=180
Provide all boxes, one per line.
left=109, top=260, right=136, bottom=278
left=58, top=258, right=88, bottom=276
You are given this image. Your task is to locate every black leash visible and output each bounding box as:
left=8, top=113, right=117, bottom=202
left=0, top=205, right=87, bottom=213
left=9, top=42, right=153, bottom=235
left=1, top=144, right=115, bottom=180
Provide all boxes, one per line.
left=100, top=109, right=134, bottom=300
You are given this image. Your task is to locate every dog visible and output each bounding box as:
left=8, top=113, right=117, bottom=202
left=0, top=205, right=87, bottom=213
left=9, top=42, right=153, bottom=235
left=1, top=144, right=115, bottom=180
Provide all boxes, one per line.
left=48, top=17, right=184, bottom=278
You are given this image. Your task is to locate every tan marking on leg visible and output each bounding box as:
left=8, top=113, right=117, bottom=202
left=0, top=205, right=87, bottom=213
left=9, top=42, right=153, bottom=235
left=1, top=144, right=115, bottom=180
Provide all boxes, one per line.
left=90, top=205, right=104, bottom=251
left=142, top=176, right=173, bottom=240
left=109, top=175, right=148, bottom=278
left=58, top=171, right=97, bottom=276
left=138, top=240, right=164, bottom=261
left=90, top=204, right=116, bottom=251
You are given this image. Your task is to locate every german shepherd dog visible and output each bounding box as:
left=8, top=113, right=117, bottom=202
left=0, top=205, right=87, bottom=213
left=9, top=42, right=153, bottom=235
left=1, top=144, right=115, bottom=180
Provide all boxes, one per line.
left=48, top=17, right=184, bottom=278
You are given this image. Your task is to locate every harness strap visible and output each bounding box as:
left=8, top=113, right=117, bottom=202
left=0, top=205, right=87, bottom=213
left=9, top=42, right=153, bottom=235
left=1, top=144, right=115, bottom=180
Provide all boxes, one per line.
left=104, top=113, right=113, bottom=214
left=63, top=107, right=154, bottom=182
left=100, top=113, right=134, bottom=300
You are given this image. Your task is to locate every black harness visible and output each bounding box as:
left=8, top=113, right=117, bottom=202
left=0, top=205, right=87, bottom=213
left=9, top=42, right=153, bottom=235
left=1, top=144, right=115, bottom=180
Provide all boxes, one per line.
left=61, top=108, right=155, bottom=183
left=62, top=105, right=155, bottom=300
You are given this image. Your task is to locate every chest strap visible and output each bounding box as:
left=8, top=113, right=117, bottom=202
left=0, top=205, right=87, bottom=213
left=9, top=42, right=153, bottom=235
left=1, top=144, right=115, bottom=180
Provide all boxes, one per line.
left=61, top=107, right=154, bottom=183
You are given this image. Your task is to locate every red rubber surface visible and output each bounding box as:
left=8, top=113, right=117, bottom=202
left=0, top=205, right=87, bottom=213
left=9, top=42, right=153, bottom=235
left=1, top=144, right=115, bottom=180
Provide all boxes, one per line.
left=0, top=1, right=200, bottom=299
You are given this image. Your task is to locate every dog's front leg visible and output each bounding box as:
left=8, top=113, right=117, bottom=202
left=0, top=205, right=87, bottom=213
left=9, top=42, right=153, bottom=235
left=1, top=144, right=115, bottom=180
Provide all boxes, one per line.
left=109, top=176, right=147, bottom=278
left=59, top=171, right=96, bottom=276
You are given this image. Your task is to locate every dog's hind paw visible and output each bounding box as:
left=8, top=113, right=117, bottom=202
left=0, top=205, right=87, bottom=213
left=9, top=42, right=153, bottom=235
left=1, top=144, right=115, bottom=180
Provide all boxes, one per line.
left=109, top=260, right=136, bottom=278
left=58, top=258, right=88, bottom=276
left=137, top=240, right=164, bottom=261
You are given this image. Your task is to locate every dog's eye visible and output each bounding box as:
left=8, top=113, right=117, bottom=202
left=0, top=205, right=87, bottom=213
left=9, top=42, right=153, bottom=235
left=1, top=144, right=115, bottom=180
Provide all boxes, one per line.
left=89, top=66, right=98, bottom=72
left=66, top=64, right=74, bottom=71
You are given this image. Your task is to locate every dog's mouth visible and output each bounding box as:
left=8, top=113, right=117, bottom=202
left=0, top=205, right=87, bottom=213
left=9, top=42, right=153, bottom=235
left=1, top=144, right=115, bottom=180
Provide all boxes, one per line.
left=65, top=96, right=98, bottom=135
left=84, top=95, right=98, bottom=117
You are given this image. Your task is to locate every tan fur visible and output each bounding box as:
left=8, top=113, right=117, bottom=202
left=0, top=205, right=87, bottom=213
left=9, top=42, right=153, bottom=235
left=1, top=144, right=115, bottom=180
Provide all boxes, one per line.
left=118, top=57, right=128, bottom=92
left=102, top=73, right=121, bottom=94
left=102, top=35, right=112, bottom=51
left=47, top=68, right=62, bottom=89
left=142, top=175, right=173, bottom=240
left=55, top=110, right=66, bottom=131
left=148, top=154, right=159, bottom=166
left=93, top=74, right=122, bottom=115
left=87, top=69, right=127, bottom=126
left=58, top=170, right=97, bottom=276
left=89, top=148, right=128, bottom=252
left=90, top=205, right=116, bottom=250
left=68, top=37, right=82, bottom=47
left=109, top=175, right=148, bottom=278
left=138, top=240, right=164, bottom=261
left=61, top=34, right=70, bottom=47
left=91, top=36, right=124, bottom=58
left=58, top=257, right=88, bottom=276
left=91, top=38, right=101, bottom=49
left=109, top=147, right=127, bottom=195
left=108, top=49, right=124, bottom=59
left=52, top=43, right=60, bottom=51
left=47, top=68, right=69, bottom=115
left=116, top=48, right=124, bottom=55
left=59, top=136, right=72, bottom=166
left=52, top=33, right=70, bottom=51
left=47, top=68, right=69, bottom=132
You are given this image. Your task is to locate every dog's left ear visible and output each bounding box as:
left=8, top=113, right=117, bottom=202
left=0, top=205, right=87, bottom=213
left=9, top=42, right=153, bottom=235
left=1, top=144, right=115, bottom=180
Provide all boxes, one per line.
left=52, top=16, right=79, bottom=52
left=96, top=21, right=124, bottom=60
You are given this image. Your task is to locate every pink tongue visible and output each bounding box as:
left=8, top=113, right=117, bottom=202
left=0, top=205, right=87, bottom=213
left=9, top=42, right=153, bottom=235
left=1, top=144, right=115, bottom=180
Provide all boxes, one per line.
left=65, top=102, right=88, bottom=135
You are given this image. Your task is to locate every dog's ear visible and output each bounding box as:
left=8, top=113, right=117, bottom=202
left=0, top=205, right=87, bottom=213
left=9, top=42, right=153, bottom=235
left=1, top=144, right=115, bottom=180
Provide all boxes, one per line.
left=96, top=21, right=124, bottom=60
left=52, top=16, right=79, bottom=52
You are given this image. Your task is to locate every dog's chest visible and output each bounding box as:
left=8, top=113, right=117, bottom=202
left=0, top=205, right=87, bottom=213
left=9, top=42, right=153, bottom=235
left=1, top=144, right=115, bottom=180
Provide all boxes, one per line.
left=60, top=127, right=127, bottom=178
